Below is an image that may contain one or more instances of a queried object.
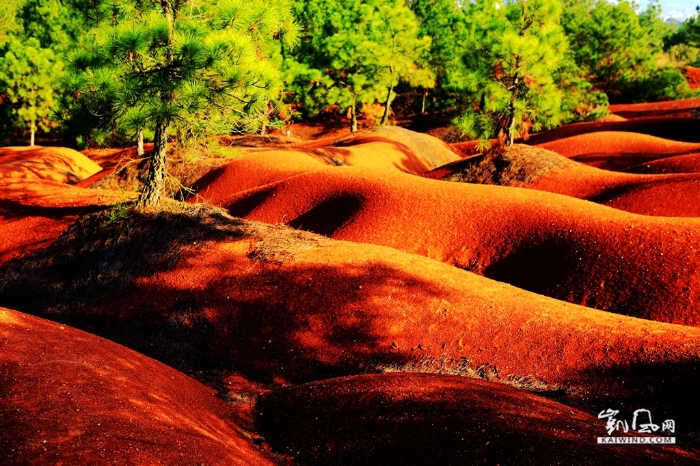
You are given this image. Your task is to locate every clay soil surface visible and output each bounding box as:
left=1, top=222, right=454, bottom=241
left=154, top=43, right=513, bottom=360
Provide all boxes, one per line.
left=2, top=114, right=700, bottom=463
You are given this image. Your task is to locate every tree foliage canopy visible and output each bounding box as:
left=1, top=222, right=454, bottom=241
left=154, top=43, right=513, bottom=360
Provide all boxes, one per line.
left=0, top=37, right=63, bottom=145
left=285, top=0, right=433, bottom=130
left=454, top=0, right=568, bottom=146
left=68, top=0, right=298, bottom=204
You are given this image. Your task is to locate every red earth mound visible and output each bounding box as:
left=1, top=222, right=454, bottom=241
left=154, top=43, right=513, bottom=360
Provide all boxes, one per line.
left=536, top=131, right=700, bottom=170
left=192, top=151, right=700, bottom=325
left=0, top=180, right=126, bottom=263
left=216, top=127, right=461, bottom=176
left=0, top=146, right=102, bottom=184
left=3, top=207, right=700, bottom=428
left=0, top=307, right=274, bottom=465
left=525, top=117, right=700, bottom=145
left=255, top=373, right=697, bottom=465
left=599, top=113, right=627, bottom=122
left=428, top=144, right=700, bottom=217
left=81, top=143, right=154, bottom=168
left=608, top=97, right=700, bottom=119
left=684, top=66, right=700, bottom=90
left=627, top=152, right=700, bottom=174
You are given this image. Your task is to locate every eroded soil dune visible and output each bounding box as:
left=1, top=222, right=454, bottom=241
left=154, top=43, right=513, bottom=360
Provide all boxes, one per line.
left=525, top=117, right=700, bottom=145
left=192, top=150, right=700, bottom=326
left=3, top=119, right=700, bottom=462
left=255, top=373, right=697, bottom=465
left=0, top=146, right=101, bottom=183
left=0, top=179, right=128, bottom=263
left=608, top=97, right=700, bottom=119
left=0, top=307, right=273, bottom=465
left=1, top=204, right=699, bottom=435
left=536, top=131, right=700, bottom=171
left=430, top=144, right=700, bottom=217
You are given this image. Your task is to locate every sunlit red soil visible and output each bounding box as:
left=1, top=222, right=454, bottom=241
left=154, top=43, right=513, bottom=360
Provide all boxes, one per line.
left=0, top=180, right=128, bottom=263
left=536, top=131, right=700, bottom=170
left=428, top=143, right=700, bottom=217
left=192, top=149, right=700, bottom=325
left=3, top=111, right=700, bottom=462
left=609, top=97, right=700, bottom=119
left=0, top=146, right=101, bottom=183
left=526, top=117, right=700, bottom=144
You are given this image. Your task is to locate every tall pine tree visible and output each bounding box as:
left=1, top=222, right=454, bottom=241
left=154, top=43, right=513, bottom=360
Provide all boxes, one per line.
left=69, top=0, right=298, bottom=206
left=0, top=38, right=63, bottom=145
left=285, top=0, right=432, bottom=131
left=455, top=0, right=567, bottom=147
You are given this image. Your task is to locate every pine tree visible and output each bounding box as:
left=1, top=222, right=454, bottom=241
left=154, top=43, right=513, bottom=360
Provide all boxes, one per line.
left=371, top=0, right=433, bottom=125
left=410, top=0, right=471, bottom=113
left=0, top=38, right=63, bottom=145
left=455, top=0, right=567, bottom=147
left=561, top=0, right=691, bottom=102
left=285, top=0, right=432, bottom=131
left=69, top=0, right=298, bottom=206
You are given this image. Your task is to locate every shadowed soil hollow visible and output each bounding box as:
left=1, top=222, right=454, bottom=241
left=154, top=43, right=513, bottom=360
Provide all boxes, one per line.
left=1, top=204, right=700, bottom=443
left=255, top=373, right=697, bottom=465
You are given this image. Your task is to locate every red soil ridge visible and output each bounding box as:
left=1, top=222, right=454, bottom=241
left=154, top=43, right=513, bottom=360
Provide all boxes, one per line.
left=192, top=150, right=700, bottom=326
left=2, top=186, right=700, bottom=442
left=536, top=131, right=700, bottom=167
left=0, top=307, right=274, bottom=465
left=427, top=142, right=700, bottom=217
left=525, top=117, right=700, bottom=145
left=609, top=97, right=700, bottom=119
left=255, top=373, right=699, bottom=465
left=0, top=146, right=101, bottom=184
left=0, top=180, right=128, bottom=263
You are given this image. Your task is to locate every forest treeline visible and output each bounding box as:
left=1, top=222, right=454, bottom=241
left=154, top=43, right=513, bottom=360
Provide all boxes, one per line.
left=1, top=0, right=700, bottom=153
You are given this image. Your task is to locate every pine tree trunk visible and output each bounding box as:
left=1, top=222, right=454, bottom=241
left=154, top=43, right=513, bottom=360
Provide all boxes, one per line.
left=506, top=77, right=520, bottom=147
left=380, top=86, right=393, bottom=126
left=421, top=89, right=427, bottom=115
left=30, top=126, right=35, bottom=147
left=136, top=128, right=144, bottom=157
left=139, top=120, right=168, bottom=206
left=350, top=95, right=358, bottom=133
left=138, top=1, right=174, bottom=206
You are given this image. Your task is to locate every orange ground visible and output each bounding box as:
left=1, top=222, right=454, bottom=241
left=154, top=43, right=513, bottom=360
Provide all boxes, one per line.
left=4, top=116, right=700, bottom=461
left=0, top=146, right=101, bottom=184
left=0, top=180, right=128, bottom=263
left=0, top=307, right=274, bottom=465
left=256, top=373, right=697, bottom=465
left=627, top=152, right=700, bottom=174
left=608, top=97, right=700, bottom=119
left=3, top=205, right=700, bottom=427
left=536, top=131, right=700, bottom=170
left=192, top=150, right=700, bottom=326
left=426, top=143, right=700, bottom=217
left=526, top=117, right=700, bottom=145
